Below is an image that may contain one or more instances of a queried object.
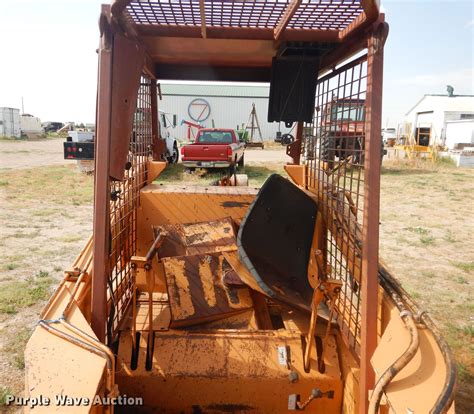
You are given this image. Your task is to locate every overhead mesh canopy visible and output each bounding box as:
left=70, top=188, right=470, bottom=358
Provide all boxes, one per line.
left=126, top=0, right=364, bottom=31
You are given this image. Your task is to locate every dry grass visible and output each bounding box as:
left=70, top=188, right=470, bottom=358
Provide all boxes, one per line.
left=158, top=163, right=287, bottom=187
left=0, top=165, right=94, bottom=404
left=0, top=159, right=472, bottom=412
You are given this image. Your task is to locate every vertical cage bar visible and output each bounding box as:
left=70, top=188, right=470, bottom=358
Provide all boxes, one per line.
left=105, top=77, right=153, bottom=344
left=92, top=5, right=113, bottom=342
left=359, top=21, right=387, bottom=414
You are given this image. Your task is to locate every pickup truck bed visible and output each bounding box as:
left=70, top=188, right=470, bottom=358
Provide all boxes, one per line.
left=181, top=129, right=245, bottom=169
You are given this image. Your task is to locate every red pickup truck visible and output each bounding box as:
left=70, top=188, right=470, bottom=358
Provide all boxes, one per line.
left=181, top=128, right=245, bottom=170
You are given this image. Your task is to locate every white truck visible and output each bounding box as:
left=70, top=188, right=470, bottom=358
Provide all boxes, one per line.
left=159, top=110, right=180, bottom=163
left=64, top=110, right=180, bottom=165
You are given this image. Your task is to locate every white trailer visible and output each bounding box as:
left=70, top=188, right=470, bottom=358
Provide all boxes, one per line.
left=0, top=107, right=21, bottom=138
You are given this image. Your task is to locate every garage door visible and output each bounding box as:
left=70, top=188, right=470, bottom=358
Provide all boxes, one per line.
left=417, top=111, right=434, bottom=127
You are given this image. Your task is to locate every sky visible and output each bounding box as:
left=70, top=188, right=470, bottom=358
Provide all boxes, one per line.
left=0, top=0, right=472, bottom=126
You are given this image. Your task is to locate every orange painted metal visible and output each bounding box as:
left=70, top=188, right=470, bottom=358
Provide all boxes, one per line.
left=146, top=160, right=167, bottom=184
left=284, top=164, right=306, bottom=187
left=116, top=329, right=343, bottom=412
left=24, top=2, right=458, bottom=413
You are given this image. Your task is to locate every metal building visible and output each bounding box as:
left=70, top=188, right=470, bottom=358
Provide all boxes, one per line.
left=0, top=107, right=21, bottom=138
left=159, top=83, right=293, bottom=142
left=404, top=94, right=474, bottom=149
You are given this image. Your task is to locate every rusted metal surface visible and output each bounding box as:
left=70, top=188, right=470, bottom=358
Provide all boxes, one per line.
left=92, top=6, right=113, bottom=342
left=163, top=253, right=253, bottom=327
left=126, top=0, right=370, bottom=34
left=106, top=77, right=154, bottom=344
left=304, top=51, right=369, bottom=358
left=116, top=0, right=381, bottom=82
left=154, top=217, right=237, bottom=258
left=137, top=24, right=341, bottom=42
left=286, top=121, right=304, bottom=164
left=198, top=0, right=206, bottom=38
left=359, top=21, right=388, bottom=414
left=274, top=0, right=302, bottom=41
left=109, top=34, right=145, bottom=181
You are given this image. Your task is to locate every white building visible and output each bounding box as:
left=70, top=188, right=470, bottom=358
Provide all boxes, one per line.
left=0, top=107, right=21, bottom=138
left=159, top=83, right=293, bottom=142
left=404, top=94, right=474, bottom=149
left=20, top=114, right=43, bottom=138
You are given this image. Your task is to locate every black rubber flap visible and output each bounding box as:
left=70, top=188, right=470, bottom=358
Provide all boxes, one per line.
left=237, top=174, right=317, bottom=311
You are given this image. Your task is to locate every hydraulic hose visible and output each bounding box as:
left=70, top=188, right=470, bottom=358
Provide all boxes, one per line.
left=368, top=311, right=419, bottom=414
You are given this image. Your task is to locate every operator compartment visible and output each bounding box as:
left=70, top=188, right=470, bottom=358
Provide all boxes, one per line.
left=115, top=177, right=343, bottom=413
left=23, top=1, right=457, bottom=413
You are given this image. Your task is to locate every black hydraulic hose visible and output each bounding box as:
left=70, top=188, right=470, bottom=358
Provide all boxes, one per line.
left=378, top=265, right=457, bottom=413
left=368, top=310, right=419, bottom=414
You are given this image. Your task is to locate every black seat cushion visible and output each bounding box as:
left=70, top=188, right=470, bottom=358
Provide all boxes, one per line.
left=237, top=174, right=317, bottom=311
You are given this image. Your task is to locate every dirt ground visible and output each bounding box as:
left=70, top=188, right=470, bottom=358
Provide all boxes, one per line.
left=0, top=139, right=67, bottom=170
left=0, top=139, right=472, bottom=412
left=0, top=138, right=288, bottom=171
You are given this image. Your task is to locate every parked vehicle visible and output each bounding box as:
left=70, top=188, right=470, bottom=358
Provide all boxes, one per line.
left=64, top=110, right=180, bottom=164
left=181, top=128, right=245, bottom=170
left=159, top=110, right=180, bottom=163
left=43, top=121, right=64, bottom=133
left=24, top=2, right=456, bottom=414
left=320, top=97, right=365, bottom=164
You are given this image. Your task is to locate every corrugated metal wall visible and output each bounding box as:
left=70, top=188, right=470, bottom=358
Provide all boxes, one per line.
left=0, top=107, right=21, bottom=138
left=159, top=92, right=294, bottom=142
left=445, top=120, right=474, bottom=149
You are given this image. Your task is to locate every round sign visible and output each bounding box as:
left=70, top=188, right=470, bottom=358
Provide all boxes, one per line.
left=188, top=98, right=211, bottom=122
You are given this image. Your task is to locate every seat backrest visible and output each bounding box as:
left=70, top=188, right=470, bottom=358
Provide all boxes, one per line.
left=237, top=174, right=317, bottom=312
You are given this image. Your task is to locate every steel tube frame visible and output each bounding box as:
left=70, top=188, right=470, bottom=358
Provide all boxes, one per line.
left=92, top=5, right=114, bottom=342
left=359, top=19, right=388, bottom=414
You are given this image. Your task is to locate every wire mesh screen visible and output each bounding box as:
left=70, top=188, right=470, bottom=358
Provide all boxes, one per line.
left=304, top=54, right=367, bottom=358
left=107, top=76, right=153, bottom=344
left=126, top=0, right=363, bottom=31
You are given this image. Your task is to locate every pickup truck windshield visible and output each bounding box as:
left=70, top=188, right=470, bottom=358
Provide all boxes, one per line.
left=197, top=131, right=233, bottom=144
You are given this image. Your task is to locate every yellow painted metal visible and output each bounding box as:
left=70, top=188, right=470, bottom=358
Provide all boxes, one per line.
left=116, top=329, right=343, bottom=413
left=284, top=164, right=307, bottom=187
left=25, top=279, right=109, bottom=413
left=24, top=184, right=455, bottom=414
left=393, top=144, right=436, bottom=160
left=372, top=304, right=454, bottom=414
left=137, top=184, right=258, bottom=257
left=146, top=160, right=167, bottom=184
